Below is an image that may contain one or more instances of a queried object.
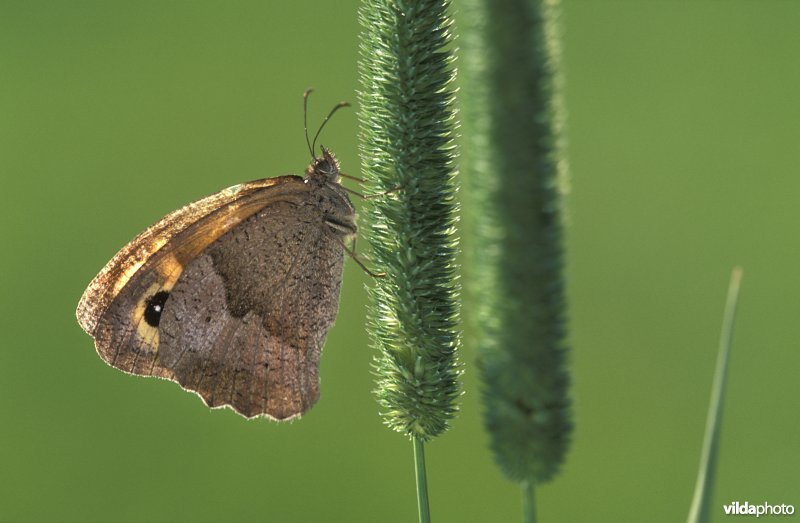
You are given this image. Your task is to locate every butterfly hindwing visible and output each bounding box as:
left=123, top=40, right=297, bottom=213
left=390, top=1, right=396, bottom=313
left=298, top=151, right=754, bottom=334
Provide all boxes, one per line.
left=159, top=200, right=346, bottom=419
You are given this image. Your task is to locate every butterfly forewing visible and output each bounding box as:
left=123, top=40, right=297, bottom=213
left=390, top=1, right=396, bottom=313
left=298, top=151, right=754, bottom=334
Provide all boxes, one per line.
left=77, top=171, right=355, bottom=420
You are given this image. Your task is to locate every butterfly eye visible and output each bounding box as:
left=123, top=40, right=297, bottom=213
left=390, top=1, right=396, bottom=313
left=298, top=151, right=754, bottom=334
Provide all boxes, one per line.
left=143, top=291, right=170, bottom=327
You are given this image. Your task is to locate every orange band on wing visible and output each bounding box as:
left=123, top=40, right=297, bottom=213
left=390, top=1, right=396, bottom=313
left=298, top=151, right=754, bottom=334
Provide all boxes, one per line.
left=76, top=176, right=304, bottom=336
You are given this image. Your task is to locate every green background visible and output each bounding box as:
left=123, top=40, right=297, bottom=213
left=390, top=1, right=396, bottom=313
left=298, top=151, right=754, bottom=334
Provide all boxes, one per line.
left=2, top=1, right=798, bottom=522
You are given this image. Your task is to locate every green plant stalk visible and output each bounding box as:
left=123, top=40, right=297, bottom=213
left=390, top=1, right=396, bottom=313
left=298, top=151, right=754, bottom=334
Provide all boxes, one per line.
left=413, top=437, right=431, bottom=523
left=687, top=268, right=743, bottom=523
left=459, top=0, right=572, bottom=492
left=357, top=0, right=460, bottom=520
left=521, top=481, right=536, bottom=523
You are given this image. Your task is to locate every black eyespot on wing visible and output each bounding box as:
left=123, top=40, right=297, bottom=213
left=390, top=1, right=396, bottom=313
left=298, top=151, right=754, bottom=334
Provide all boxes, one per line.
left=144, top=291, right=170, bottom=327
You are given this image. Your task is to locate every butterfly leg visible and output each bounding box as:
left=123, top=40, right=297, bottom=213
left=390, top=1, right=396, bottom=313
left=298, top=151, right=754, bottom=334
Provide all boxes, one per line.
left=330, top=234, right=386, bottom=278
left=338, top=184, right=402, bottom=201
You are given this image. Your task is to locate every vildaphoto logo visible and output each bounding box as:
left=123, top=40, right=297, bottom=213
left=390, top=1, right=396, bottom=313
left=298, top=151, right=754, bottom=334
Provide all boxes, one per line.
left=723, top=501, right=795, bottom=517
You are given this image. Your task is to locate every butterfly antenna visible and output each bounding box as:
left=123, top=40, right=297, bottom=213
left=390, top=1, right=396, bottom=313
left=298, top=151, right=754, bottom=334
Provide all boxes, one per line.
left=303, top=88, right=315, bottom=159
left=311, top=100, right=351, bottom=156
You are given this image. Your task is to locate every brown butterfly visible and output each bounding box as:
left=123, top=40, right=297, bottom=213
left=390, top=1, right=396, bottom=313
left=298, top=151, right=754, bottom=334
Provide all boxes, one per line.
left=76, top=90, right=362, bottom=420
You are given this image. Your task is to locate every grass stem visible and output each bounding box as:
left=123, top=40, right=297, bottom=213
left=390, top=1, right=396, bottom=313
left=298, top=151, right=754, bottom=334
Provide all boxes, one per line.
left=686, top=267, right=743, bottom=523
left=414, top=437, right=431, bottom=523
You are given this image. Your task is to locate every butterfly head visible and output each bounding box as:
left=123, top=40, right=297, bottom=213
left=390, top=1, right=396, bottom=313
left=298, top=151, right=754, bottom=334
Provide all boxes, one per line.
left=306, top=146, right=341, bottom=185
left=303, top=90, right=349, bottom=187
